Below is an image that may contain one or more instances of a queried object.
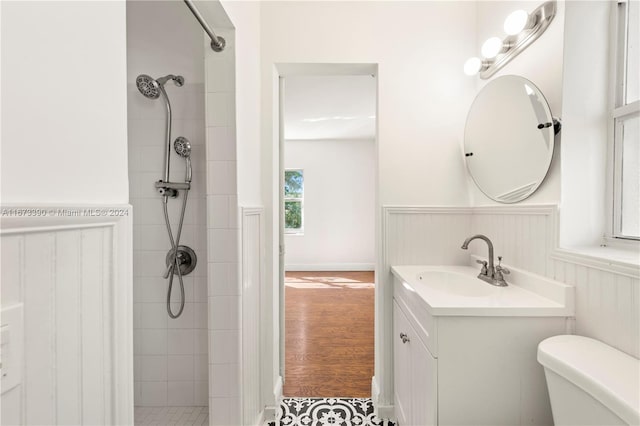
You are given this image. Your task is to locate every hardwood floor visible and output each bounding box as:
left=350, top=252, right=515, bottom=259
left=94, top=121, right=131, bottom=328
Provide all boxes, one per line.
left=283, top=271, right=375, bottom=398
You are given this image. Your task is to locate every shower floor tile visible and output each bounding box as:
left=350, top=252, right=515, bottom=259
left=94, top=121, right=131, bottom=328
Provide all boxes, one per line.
left=134, top=406, right=208, bottom=425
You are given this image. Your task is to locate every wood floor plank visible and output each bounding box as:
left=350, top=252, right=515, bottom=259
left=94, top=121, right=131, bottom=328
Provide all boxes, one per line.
left=283, top=271, right=375, bottom=398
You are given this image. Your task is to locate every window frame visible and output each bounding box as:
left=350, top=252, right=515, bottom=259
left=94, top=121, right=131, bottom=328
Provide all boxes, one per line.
left=284, top=168, right=304, bottom=235
left=607, top=0, right=640, bottom=242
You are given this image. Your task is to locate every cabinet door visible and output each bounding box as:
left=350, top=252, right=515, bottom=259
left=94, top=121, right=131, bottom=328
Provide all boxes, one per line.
left=412, top=338, right=437, bottom=426
left=393, top=301, right=412, bottom=425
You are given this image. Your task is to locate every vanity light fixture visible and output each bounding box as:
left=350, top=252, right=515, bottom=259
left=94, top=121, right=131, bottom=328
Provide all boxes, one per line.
left=464, top=1, right=556, bottom=79
left=504, top=10, right=530, bottom=35
left=481, top=37, right=504, bottom=59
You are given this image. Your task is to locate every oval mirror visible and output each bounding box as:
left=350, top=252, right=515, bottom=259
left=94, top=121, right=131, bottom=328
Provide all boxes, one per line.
left=464, top=75, right=555, bottom=203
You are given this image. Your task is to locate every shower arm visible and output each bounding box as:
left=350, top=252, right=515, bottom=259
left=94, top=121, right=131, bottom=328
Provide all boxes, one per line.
left=160, top=85, right=172, bottom=184
left=183, top=0, right=226, bottom=52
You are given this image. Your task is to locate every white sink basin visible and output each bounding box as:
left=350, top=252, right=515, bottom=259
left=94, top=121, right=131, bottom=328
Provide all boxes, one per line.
left=392, top=264, right=575, bottom=316
left=416, top=270, right=497, bottom=297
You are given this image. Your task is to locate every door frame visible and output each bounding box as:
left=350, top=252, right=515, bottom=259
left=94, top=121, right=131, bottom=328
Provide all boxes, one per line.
left=272, top=63, right=380, bottom=400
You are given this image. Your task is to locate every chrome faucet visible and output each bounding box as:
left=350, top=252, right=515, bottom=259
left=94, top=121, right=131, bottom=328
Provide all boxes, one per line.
left=461, top=234, right=510, bottom=286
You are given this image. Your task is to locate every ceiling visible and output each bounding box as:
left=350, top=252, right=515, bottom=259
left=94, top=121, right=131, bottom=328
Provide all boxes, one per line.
left=283, top=75, right=376, bottom=140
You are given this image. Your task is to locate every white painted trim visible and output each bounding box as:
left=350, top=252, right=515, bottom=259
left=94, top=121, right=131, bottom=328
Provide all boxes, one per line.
left=372, top=376, right=394, bottom=420
left=263, top=375, right=283, bottom=422
left=472, top=204, right=557, bottom=215
left=285, top=263, right=375, bottom=272
left=0, top=204, right=134, bottom=425
left=274, top=375, right=283, bottom=407
left=254, top=410, right=266, bottom=426
left=382, top=205, right=472, bottom=215
left=551, top=248, right=640, bottom=279
left=241, top=206, right=265, bottom=426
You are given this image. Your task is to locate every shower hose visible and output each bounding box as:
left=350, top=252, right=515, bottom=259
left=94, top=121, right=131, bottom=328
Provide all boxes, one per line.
left=163, top=190, right=189, bottom=318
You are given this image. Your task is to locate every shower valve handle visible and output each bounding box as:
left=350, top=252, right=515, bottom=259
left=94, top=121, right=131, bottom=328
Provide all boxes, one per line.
left=163, top=262, right=174, bottom=279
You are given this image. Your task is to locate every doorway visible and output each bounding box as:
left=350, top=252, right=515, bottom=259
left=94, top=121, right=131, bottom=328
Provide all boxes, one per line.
left=279, top=73, right=378, bottom=397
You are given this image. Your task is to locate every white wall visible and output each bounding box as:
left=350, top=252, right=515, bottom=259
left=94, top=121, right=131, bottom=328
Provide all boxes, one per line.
left=127, top=0, right=208, bottom=408
left=470, top=1, right=565, bottom=206
left=284, top=139, right=375, bottom=270
left=0, top=1, right=129, bottom=204
left=559, top=1, right=610, bottom=247
left=220, top=0, right=262, bottom=208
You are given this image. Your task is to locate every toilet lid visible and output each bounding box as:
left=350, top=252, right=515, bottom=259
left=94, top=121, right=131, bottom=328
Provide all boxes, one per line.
left=537, top=335, right=640, bottom=426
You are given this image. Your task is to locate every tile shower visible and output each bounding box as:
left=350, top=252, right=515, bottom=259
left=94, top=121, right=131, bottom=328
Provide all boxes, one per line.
left=127, top=1, right=208, bottom=410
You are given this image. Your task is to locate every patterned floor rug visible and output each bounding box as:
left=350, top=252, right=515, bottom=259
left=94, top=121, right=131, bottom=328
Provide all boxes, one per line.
left=269, top=398, right=395, bottom=426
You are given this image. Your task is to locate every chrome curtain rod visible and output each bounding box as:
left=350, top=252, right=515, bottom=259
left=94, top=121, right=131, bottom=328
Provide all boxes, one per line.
left=183, top=0, right=226, bottom=52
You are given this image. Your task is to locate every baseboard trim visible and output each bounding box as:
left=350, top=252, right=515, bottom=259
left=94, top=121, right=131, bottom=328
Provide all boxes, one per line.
left=254, top=410, right=266, bottom=426
left=263, top=376, right=284, bottom=421
left=285, top=263, right=375, bottom=271
left=371, top=376, right=394, bottom=420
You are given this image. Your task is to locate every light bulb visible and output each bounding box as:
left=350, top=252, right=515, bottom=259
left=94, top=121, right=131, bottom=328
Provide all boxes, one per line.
left=481, top=37, right=503, bottom=58
left=504, top=10, right=529, bottom=35
left=464, top=57, right=482, bottom=76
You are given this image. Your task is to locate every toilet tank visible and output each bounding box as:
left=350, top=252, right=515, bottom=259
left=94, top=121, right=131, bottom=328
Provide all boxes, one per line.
left=537, top=335, right=640, bottom=426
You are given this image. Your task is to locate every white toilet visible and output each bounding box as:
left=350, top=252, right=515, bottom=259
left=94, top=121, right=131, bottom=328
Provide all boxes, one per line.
left=538, top=335, right=640, bottom=426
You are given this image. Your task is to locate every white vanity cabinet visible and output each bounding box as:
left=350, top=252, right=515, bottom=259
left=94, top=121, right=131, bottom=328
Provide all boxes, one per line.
left=393, top=300, right=437, bottom=426
left=391, top=265, right=574, bottom=426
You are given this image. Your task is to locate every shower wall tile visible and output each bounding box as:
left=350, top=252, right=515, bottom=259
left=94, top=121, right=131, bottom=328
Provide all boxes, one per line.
left=168, top=381, right=195, bottom=406
left=208, top=262, right=240, bottom=296
left=140, top=356, right=168, bottom=382
left=208, top=196, right=229, bottom=228
left=207, top=93, right=232, bottom=126
left=207, top=126, right=235, bottom=161
left=139, top=382, right=167, bottom=407
left=129, top=78, right=208, bottom=406
left=205, top=29, right=243, bottom=425
left=195, top=329, right=209, bottom=355
left=174, top=119, right=206, bottom=146
left=168, top=356, right=195, bottom=381
left=209, top=363, right=241, bottom=398
left=168, top=304, right=195, bottom=329
left=140, top=303, right=169, bottom=329
left=208, top=229, right=239, bottom=262
left=137, top=329, right=168, bottom=355
left=209, top=296, right=241, bottom=331
left=168, top=329, right=195, bottom=355
left=206, top=59, right=234, bottom=93
left=194, top=277, right=208, bottom=300
left=207, top=160, right=237, bottom=195
left=194, top=381, right=208, bottom=406
left=194, top=302, right=208, bottom=328
left=209, top=330, right=239, bottom=364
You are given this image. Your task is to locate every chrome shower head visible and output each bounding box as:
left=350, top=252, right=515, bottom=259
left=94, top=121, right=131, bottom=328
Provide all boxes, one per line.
left=136, top=74, right=160, bottom=99
left=136, top=74, right=185, bottom=100
left=174, top=137, right=191, bottom=158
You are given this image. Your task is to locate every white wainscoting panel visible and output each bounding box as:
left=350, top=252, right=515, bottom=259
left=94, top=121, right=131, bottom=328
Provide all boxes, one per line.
left=0, top=206, right=133, bottom=426
left=377, top=207, right=473, bottom=407
left=242, top=207, right=264, bottom=425
left=470, top=205, right=555, bottom=277
left=551, top=258, right=640, bottom=358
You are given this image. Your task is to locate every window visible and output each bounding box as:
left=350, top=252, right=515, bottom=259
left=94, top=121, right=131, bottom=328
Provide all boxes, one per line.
left=611, top=0, right=640, bottom=240
left=284, top=169, right=304, bottom=234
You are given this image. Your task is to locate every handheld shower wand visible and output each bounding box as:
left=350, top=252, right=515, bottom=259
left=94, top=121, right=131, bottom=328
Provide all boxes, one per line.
left=135, top=73, right=196, bottom=320
left=174, top=137, right=192, bottom=183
